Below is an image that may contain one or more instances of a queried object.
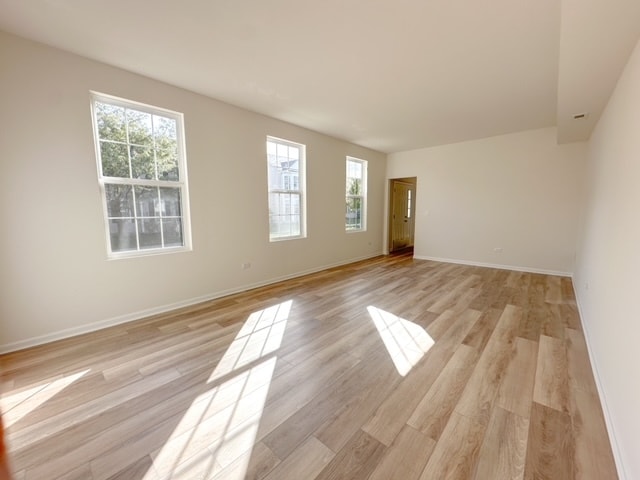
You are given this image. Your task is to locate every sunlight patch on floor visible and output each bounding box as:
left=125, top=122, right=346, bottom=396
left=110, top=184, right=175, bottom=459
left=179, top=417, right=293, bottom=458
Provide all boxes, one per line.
left=0, top=369, right=90, bottom=428
left=145, top=300, right=292, bottom=480
left=209, top=300, right=291, bottom=383
left=367, top=306, right=434, bottom=376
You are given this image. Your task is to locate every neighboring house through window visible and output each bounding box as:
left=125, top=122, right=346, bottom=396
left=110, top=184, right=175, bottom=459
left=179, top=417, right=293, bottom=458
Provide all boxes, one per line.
left=266, top=136, right=306, bottom=241
left=91, top=92, right=191, bottom=257
left=346, top=157, right=367, bottom=231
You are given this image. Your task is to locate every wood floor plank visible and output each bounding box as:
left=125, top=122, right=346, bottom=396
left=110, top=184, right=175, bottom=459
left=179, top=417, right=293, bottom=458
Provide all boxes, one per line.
left=561, top=277, right=577, bottom=305
left=368, top=425, right=435, bottom=480
left=523, top=402, right=575, bottom=480
left=314, top=358, right=400, bottom=452
left=560, top=303, right=582, bottom=330
left=55, top=463, right=95, bottom=480
left=454, top=304, right=521, bottom=425
left=427, top=275, right=482, bottom=314
left=504, top=272, right=532, bottom=308
left=495, top=336, right=538, bottom=419
left=473, top=407, right=529, bottom=480
left=255, top=352, right=361, bottom=443
left=505, top=271, right=524, bottom=289
left=262, top=436, right=334, bottom=480
left=208, top=441, right=280, bottom=480
left=418, top=411, right=487, bottom=480
left=422, top=309, right=459, bottom=341
left=533, top=334, right=569, bottom=413
left=544, top=275, right=562, bottom=304
left=540, top=304, right=567, bottom=339
left=517, top=275, right=545, bottom=341
left=105, top=455, right=155, bottom=480
left=261, top=345, right=391, bottom=459
left=407, top=343, right=478, bottom=440
left=314, top=430, right=386, bottom=480
left=469, top=270, right=511, bottom=311
left=461, top=308, right=501, bottom=350
left=268, top=331, right=363, bottom=405
left=0, top=255, right=617, bottom=480
left=566, top=327, right=598, bottom=395
left=571, top=388, right=618, bottom=479
left=276, top=315, right=365, bottom=368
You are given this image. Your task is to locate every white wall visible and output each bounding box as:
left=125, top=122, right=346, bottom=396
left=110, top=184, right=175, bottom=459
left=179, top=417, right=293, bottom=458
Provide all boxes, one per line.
left=574, top=38, right=640, bottom=480
left=387, top=127, right=585, bottom=274
left=0, top=32, right=386, bottom=352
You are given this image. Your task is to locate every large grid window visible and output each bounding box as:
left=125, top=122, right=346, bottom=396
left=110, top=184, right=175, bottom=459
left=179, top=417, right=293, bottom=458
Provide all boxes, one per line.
left=346, top=157, right=367, bottom=231
left=91, top=93, right=191, bottom=257
left=267, top=137, right=306, bottom=241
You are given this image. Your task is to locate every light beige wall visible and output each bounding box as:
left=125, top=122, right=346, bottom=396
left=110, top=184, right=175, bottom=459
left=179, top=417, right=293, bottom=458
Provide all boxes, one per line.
left=0, top=32, right=386, bottom=352
left=387, top=127, right=585, bottom=274
left=574, top=38, right=640, bottom=480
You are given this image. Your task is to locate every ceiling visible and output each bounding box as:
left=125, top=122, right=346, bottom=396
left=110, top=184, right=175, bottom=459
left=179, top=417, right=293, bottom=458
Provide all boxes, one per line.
left=0, top=0, right=638, bottom=153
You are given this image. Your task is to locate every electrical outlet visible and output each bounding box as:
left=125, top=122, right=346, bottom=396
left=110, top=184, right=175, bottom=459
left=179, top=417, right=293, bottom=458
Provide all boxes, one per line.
left=493, top=247, right=503, bottom=253
left=241, top=262, right=251, bottom=270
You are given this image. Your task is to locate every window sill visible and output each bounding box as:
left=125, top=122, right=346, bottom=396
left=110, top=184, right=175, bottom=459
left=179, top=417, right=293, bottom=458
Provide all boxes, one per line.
left=107, top=245, right=192, bottom=260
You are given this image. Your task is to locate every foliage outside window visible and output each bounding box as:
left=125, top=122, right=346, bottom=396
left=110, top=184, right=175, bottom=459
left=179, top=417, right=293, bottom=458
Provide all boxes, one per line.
left=267, top=137, right=306, bottom=241
left=346, top=157, right=367, bottom=231
left=91, top=93, right=191, bottom=257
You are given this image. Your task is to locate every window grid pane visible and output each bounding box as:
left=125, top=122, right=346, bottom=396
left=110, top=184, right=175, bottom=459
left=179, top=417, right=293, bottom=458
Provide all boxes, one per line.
left=93, top=94, right=189, bottom=256
left=103, top=182, right=185, bottom=253
left=267, top=137, right=305, bottom=241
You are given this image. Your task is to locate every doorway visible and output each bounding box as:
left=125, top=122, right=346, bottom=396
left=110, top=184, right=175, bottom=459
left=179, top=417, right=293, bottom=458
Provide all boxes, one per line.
left=388, top=177, right=417, bottom=253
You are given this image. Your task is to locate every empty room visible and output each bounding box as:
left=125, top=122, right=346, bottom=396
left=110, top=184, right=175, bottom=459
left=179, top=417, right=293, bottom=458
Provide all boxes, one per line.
left=1, top=1, right=639, bottom=479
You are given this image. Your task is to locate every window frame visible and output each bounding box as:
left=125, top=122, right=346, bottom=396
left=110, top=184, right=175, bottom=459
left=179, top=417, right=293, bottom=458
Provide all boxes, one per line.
left=345, top=156, right=368, bottom=232
left=90, top=92, right=192, bottom=259
left=266, top=136, right=307, bottom=242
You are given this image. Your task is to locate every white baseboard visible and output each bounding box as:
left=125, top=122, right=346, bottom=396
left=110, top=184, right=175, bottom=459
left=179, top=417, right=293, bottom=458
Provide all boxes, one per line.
left=0, top=251, right=383, bottom=355
left=572, top=282, right=627, bottom=480
left=413, top=255, right=573, bottom=277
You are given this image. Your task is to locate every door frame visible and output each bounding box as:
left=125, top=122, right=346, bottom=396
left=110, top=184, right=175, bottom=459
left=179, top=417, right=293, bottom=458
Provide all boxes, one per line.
left=387, top=177, right=417, bottom=253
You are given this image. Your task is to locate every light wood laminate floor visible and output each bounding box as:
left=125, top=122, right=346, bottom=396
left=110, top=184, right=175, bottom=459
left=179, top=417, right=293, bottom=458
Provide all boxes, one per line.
left=0, top=254, right=618, bottom=479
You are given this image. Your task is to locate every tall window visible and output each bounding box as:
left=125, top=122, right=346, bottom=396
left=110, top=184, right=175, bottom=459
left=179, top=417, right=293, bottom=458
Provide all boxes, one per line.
left=91, top=93, right=191, bottom=257
left=346, top=157, right=367, bottom=231
left=266, top=136, right=306, bottom=241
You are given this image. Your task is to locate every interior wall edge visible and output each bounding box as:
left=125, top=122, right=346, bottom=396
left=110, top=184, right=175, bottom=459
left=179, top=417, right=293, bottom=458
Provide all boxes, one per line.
left=0, top=250, right=384, bottom=355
